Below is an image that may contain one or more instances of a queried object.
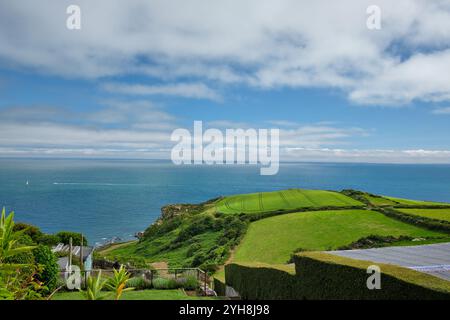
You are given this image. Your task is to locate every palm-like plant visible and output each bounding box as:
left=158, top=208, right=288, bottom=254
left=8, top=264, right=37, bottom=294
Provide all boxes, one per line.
left=105, top=265, right=133, bottom=300
left=0, top=207, right=41, bottom=299
left=82, top=271, right=107, bottom=300
left=0, top=207, right=36, bottom=266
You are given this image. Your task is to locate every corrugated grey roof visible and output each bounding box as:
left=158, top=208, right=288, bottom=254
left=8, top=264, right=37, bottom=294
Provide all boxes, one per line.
left=52, top=243, right=94, bottom=260
left=328, top=242, right=450, bottom=281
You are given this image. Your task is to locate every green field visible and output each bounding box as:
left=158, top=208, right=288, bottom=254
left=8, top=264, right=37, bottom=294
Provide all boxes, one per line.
left=398, top=208, right=450, bottom=222
left=233, top=210, right=447, bottom=264
left=364, top=195, right=398, bottom=206
left=385, top=196, right=450, bottom=206
left=215, top=189, right=363, bottom=214
left=52, top=289, right=214, bottom=300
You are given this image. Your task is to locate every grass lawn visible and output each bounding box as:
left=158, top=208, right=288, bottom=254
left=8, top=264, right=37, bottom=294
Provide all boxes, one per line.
left=397, top=208, right=450, bottom=222
left=233, top=210, right=447, bottom=264
left=52, top=289, right=215, bottom=300
left=215, top=189, right=363, bottom=214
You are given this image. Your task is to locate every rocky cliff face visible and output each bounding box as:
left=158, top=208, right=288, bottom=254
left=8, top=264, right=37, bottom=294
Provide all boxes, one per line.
left=156, top=197, right=224, bottom=224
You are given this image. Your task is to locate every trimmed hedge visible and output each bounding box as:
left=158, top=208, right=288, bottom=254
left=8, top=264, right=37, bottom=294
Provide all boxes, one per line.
left=213, top=277, right=227, bottom=296
left=225, top=253, right=450, bottom=300
left=225, top=263, right=299, bottom=300
left=293, top=252, right=450, bottom=300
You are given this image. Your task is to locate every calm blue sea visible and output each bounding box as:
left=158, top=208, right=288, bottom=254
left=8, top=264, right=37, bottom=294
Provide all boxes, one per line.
left=1, top=158, right=450, bottom=245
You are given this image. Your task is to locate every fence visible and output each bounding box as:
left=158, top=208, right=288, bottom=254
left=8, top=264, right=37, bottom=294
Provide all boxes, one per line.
left=60, top=267, right=213, bottom=295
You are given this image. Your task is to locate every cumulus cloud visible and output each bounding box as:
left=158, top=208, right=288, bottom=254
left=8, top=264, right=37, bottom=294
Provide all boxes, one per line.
left=1, top=0, right=450, bottom=105
left=0, top=101, right=178, bottom=157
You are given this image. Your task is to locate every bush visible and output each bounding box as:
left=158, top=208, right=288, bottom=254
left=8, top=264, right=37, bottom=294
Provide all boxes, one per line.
left=186, top=243, right=201, bottom=257
left=33, top=245, right=60, bottom=293
left=152, top=278, right=179, bottom=290
left=13, top=223, right=43, bottom=242
left=176, top=276, right=199, bottom=290
left=55, top=231, right=87, bottom=246
left=126, top=277, right=152, bottom=290
left=36, top=234, right=60, bottom=246
left=225, top=253, right=450, bottom=300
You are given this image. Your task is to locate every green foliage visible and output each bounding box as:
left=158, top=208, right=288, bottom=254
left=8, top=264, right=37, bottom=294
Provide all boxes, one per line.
left=0, top=208, right=42, bottom=300
left=0, top=208, right=36, bottom=264
left=104, top=265, right=133, bottom=300
left=225, top=253, right=450, bottom=300
left=13, top=223, right=43, bottom=242
left=33, top=245, right=59, bottom=293
left=178, top=275, right=199, bottom=290
left=126, top=276, right=152, bottom=290
left=36, top=234, right=60, bottom=246
left=55, top=231, right=87, bottom=246
left=81, top=271, right=107, bottom=300
left=152, top=277, right=179, bottom=290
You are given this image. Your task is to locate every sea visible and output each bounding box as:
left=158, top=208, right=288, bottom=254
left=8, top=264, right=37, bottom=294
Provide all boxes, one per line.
left=1, top=158, right=449, bottom=245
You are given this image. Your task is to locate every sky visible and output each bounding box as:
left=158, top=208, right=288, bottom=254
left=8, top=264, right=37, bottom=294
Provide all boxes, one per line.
left=1, top=0, right=450, bottom=163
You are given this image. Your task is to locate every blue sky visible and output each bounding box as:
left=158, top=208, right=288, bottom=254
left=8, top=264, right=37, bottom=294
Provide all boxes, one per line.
left=1, top=0, right=450, bottom=163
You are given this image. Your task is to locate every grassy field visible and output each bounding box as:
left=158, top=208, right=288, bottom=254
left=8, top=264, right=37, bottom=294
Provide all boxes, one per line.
left=102, top=230, right=222, bottom=268
left=397, top=208, right=450, bottom=222
left=385, top=196, right=450, bottom=206
left=215, top=189, right=363, bottom=214
left=233, top=210, right=447, bottom=264
left=364, top=195, right=398, bottom=206
left=52, top=289, right=215, bottom=300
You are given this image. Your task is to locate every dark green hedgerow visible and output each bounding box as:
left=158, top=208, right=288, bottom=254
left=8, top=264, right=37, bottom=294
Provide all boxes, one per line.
left=213, top=278, right=227, bottom=296
left=225, top=253, right=450, bottom=300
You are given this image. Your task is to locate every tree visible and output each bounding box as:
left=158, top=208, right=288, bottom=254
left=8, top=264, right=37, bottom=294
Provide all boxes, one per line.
left=33, top=245, right=59, bottom=293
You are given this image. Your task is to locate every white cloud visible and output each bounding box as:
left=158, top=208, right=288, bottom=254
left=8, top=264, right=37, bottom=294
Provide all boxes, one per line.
left=284, top=147, right=450, bottom=164
left=102, top=82, right=221, bottom=101
left=1, top=0, right=450, bottom=105
left=432, top=106, right=450, bottom=115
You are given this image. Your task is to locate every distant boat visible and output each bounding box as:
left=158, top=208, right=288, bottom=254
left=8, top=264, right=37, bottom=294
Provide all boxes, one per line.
left=26, top=180, right=29, bottom=186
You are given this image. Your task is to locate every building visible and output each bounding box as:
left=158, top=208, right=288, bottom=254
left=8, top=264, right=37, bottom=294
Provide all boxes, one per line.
left=52, top=243, right=94, bottom=272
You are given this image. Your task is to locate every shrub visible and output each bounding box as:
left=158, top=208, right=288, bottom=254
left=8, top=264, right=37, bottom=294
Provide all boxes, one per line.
left=152, top=278, right=179, bottom=290
left=224, top=253, right=450, bottom=300
left=191, top=253, right=207, bottom=267
left=33, top=245, right=59, bottom=293
left=176, top=276, right=199, bottom=290
left=36, top=234, right=60, bottom=246
left=13, top=223, right=43, bottom=242
left=126, top=277, right=152, bottom=290
left=186, top=243, right=201, bottom=257
left=55, top=231, right=87, bottom=246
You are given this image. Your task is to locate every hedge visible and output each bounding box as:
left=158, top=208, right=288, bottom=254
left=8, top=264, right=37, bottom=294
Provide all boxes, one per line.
left=225, top=263, right=300, bottom=300
left=213, top=277, right=227, bottom=296
left=293, top=252, right=450, bottom=300
left=224, top=253, right=450, bottom=300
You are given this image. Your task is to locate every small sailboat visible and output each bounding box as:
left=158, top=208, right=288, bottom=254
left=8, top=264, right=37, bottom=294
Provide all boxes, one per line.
left=26, top=180, right=29, bottom=186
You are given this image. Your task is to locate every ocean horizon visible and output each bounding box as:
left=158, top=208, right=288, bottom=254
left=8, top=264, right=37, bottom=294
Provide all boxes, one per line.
left=1, top=158, right=450, bottom=245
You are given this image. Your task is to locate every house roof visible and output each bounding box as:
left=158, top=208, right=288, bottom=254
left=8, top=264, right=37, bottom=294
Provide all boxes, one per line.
left=52, top=243, right=94, bottom=261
